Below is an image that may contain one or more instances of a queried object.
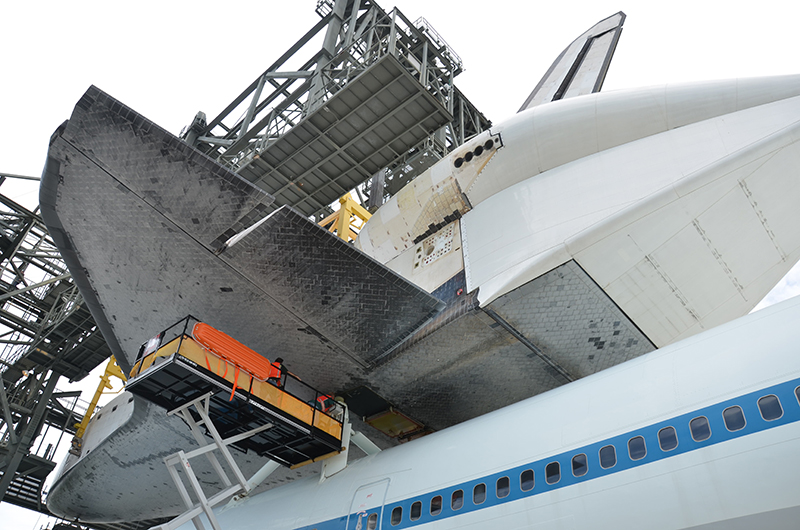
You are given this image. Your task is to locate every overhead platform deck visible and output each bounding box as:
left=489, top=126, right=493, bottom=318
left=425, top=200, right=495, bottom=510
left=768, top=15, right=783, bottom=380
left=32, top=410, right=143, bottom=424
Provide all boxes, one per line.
left=237, top=54, right=453, bottom=217
left=126, top=317, right=344, bottom=468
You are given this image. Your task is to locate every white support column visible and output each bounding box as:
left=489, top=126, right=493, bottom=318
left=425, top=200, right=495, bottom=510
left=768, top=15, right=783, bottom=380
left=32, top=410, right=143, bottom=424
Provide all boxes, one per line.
left=173, top=407, right=232, bottom=488
left=152, top=393, right=274, bottom=530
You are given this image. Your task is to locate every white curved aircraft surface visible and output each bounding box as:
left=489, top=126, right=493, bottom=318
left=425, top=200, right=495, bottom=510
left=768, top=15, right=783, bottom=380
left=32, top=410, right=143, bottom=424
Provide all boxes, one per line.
left=176, top=293, right=800, bottom=530
left=38, top=7, right=800, bottom=526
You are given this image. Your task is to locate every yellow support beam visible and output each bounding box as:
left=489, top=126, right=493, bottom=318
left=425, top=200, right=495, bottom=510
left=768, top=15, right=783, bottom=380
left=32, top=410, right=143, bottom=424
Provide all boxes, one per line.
left=73, top=356, right=126, bottom=440
left=318, top=193, right=372, bottom=242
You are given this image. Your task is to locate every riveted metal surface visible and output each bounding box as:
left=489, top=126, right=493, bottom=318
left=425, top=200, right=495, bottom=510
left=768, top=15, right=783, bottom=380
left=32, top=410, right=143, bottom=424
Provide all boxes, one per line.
left=63, top=87, right=274, bottom=251
left=218, top=206, right=445, bottom=366
left=369, top=309, right=564, bottom=430
left=364, top=261, right=657, bottom=430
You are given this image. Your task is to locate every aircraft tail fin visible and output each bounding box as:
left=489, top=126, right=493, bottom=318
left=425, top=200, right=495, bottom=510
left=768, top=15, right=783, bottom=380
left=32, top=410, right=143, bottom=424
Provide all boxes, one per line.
left=518, top=12, right=625, bottom=112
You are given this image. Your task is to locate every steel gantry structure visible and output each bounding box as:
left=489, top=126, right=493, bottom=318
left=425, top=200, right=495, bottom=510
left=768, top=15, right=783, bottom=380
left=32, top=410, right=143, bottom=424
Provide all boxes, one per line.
left=182, top=0, right=490, bottom=219
left=2, top=1, right=491, bottom=526
left=0, top=176, right=112, bottom=515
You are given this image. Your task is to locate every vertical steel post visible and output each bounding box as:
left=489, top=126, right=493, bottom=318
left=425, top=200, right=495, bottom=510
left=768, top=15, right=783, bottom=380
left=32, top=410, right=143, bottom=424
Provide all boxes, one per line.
left=344, top=0, right=361, bottom=48
left=388, top=9, right=397, bottom=57
left=420, top=41, right=428, bottom=85
left=308, top=0, right=348, bottom=112
left=0, top=371, right=59, bottom=500
left=238, top=74, right=268, bottom=141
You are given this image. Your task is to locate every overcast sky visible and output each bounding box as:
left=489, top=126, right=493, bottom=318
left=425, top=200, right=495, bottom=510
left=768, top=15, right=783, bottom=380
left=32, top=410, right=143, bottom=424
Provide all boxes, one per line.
left=2, top=0, right=800, bottom=527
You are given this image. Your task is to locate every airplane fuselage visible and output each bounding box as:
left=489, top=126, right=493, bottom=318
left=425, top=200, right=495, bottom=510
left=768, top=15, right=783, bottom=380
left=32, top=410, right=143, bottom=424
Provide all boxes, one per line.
left=196, top=296, right=800, bottom=530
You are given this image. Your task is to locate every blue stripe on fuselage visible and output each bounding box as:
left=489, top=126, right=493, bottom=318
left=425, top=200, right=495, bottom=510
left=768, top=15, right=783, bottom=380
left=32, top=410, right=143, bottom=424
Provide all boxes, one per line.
left=293, top=377, right=800, bottom=530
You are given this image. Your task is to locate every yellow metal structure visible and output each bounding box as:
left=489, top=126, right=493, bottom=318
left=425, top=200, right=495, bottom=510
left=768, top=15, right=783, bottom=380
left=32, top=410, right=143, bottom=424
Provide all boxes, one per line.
left=73, top=356, right=126, bottom=440
left=366, top=407, right=426, bottom=439
left=318, top=193, right=372, bottom=242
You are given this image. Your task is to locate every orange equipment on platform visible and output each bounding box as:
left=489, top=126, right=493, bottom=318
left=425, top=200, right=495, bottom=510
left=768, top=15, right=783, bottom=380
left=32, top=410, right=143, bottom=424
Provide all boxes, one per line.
left=126, top=316, right=344, bottom=468
left=190, top=322, right=274, bottom=381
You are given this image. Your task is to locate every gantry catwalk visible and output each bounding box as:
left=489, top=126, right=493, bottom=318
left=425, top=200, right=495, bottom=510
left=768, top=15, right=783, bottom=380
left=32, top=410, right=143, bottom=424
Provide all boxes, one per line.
left=1, top=0, right=491, bottom=527
left=182, top=0, right=490, bottom=218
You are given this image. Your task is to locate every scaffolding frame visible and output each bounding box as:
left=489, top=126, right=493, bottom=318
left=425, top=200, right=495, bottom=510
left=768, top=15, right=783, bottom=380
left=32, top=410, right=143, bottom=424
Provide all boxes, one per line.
left=152, top=393, right=273, bottom=530
left=183, top=0, right=490, bottom=217
left=0, top=183, right=112, bottom=516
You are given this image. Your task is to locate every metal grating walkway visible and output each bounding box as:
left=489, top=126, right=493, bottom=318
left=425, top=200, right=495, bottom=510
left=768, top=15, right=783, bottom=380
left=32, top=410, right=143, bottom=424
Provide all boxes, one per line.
left=238, top=54, right=452, bottom=217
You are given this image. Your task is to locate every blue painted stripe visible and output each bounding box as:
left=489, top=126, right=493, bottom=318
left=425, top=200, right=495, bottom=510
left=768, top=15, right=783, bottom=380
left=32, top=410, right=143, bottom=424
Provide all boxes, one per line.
left=296, top=377, right=800, bottom=530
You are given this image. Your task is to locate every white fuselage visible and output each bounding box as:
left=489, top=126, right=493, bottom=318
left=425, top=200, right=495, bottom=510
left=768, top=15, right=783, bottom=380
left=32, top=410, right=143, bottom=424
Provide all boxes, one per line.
left=193, top=296, right=800, bottom=530
left=357, top=75, right=800, bottom=348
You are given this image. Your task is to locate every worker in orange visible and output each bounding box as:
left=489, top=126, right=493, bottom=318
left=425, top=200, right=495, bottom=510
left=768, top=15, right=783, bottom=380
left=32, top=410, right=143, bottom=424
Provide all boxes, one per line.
left=268, top=357, right=286, bottom=387
left=315, top=394, right=335, bottom=413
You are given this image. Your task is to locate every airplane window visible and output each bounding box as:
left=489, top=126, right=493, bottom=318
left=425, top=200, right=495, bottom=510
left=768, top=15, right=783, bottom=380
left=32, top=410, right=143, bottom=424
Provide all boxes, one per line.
left=520, top=469, right=534, bottom=491
left=723, top=406, right=746, bottom=431
left=628, top=436, right=646, bottom=460
left=690, top=416, right=711, bottom=441
left=571, top=454, right=588, bottom=477
left=430, top=495, right=442, bottom=516
left=410, top=501, right=422, bottom=521
left=451, top=489, right=464, bottom=510
left=391, top=507, right=402, bottom=526
left=658, top=426, right=678, bottom=451
left=758, top=394, right=783, bottom=421
left=496, top=476, right=510, bottom=498
left=599, top=445, right=616, bottom=469
left=795, top=386, right=800, bottom=406
left=367, top=513, right=378, bottom=530
left=473, top=483, right=486, bottom=504
left=545, top=462, right=560, bottom=484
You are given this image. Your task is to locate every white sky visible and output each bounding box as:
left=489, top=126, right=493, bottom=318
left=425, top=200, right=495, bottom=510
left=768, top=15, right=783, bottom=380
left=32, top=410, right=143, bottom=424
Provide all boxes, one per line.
left=2, top=0, right=800, bottom=527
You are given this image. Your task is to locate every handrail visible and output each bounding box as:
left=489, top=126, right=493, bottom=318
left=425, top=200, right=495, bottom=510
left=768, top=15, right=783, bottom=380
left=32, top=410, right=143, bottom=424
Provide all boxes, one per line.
left=129, top=316, right=344, bottom=431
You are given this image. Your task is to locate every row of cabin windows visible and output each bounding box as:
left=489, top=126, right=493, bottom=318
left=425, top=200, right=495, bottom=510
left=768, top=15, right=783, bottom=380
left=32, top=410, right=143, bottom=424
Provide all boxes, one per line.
left=549, top=392, right=793, bottom=484
left=389, top=389, right=798, bottom=525
left=389, top=477, right=520, bottom=525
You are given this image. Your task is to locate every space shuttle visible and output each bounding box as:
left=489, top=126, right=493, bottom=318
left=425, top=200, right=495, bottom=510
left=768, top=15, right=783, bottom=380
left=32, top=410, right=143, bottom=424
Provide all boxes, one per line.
left=37, top=5, right=800, bottom=528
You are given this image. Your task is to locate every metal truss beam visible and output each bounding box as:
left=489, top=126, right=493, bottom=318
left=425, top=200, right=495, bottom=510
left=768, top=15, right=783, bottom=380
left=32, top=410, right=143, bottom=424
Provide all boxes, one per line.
left=0, top=182, right=111, bottom=514
left=183, top=0, right=491, bottom=219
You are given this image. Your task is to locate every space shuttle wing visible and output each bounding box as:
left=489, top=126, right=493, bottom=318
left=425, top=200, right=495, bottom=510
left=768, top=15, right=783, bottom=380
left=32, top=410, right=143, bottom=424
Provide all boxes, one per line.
left=40, top=86, right=443, bottom=373
left=215, top=205, right=446, bottom=366
left=518, top=12, right=625, bottom=111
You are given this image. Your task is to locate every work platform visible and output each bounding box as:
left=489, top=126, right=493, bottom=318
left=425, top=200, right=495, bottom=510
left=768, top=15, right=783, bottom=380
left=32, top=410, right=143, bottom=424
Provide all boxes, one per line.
left=236, top=54, right=453, bottom=218
left=126, top=317, right=343, bottom=468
